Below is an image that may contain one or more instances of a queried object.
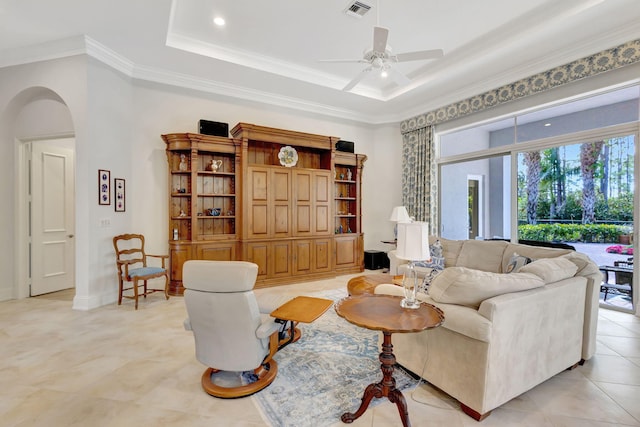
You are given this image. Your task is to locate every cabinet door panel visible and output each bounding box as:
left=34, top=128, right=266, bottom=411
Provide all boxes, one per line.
left=271, top=241, right=291, bottom=277
left=250, top=205, right=269, bottom=236
left=335, top=237, right=357, bottom=267
left=296, top=205, right=312, bottom=233
left=273, top=204, right=290, bottom=235
left=315, top=239, right=331, bottom=272
left=170, top=244, right=191, bottom=282
left=251, top=169, right=268, bottom=201
left=247, top=242, right=269, bottom=278
left=293, top=170, right=312, bottom=236
left=293, top=240, right=312, bottom=274
left=315, top=205, right=329, bottom=233
left=296, top=172, right=311, bottom=201
left=198, top=243, right=235, bottom=261
left=272, top=170, right=290, bottom=202
left=315, top=173, right=330, bottom=202
left=315, top=171, right=332, bottom=235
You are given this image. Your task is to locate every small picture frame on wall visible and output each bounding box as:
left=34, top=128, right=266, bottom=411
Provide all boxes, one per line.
left=114, top=178, right=125, bottom=212
left=98, top=169, right=111, bottom=205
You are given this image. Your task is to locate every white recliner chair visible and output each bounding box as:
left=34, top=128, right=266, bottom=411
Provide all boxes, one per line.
left=183, top=260, right=283, bottom=398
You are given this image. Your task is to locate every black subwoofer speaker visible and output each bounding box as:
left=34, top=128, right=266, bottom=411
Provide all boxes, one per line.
left=199, top=120, right=229, bottom=137
left=364, top=250, right=386, bottom=270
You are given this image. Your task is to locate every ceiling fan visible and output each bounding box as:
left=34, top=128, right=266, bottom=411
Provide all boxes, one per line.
left=320, top=26, right=444, bottom=91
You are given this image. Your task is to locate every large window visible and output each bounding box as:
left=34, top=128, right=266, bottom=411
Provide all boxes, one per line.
left=437, top=85, right=639, bottom=313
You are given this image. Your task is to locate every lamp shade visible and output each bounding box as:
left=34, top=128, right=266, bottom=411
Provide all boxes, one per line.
left=396, top=222, right=430, bottom=261
left=389, top=206, right=411, bottom=222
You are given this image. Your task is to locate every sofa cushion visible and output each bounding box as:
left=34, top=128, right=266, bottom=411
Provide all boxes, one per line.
left=374, top=283, right=492, bottom=342
left=501, top=243, right=571, bottom=273
left=437, top=237, right=464, bottom=268
left=428, top=267, right=545, bottom=309
left=455, top=240, right=509, bottom=273
left=518, top=257, right=578, bottom=284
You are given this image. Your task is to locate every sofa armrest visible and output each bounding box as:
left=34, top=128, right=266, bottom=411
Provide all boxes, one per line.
left=388, top=250, right=408, bottom=275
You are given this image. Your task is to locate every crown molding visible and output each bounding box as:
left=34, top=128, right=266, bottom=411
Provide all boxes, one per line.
left=0, top=36, right=86, bottom=68
left=0, top=35, right=385, bottom=124
left=132, top=64, right=379, bottom=124
left=84, top=36, right=135, bottom=76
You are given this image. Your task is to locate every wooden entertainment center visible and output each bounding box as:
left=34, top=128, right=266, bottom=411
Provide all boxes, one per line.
left=162, top=123, right=367, bottom=295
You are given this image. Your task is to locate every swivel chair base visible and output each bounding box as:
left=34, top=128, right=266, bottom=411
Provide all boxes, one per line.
left=201, top=361, right=278, bottom=398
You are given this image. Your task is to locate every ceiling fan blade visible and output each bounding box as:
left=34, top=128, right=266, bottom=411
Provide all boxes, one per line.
left=318, top=59, right=367, bottom=63
left=389, top=67, right=411, bottom=87
left=394, top=49, right=444, bottom=62
left=373, top=26, right=389, bottom=53
left=343, top=67, right=372, bottom=91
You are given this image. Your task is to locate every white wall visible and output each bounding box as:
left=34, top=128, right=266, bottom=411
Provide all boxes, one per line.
left=0, top=55, right=402, bottom=308
left=76, top=58, right=134, bottom=309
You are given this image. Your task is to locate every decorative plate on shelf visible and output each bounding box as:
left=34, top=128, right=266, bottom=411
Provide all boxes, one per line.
left=278, top=146, right=298, bottom=167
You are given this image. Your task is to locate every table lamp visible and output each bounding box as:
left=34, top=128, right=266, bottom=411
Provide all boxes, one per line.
left=396, top=222, right=430, bottom=309
left=389, top=206, right=411, bottom=240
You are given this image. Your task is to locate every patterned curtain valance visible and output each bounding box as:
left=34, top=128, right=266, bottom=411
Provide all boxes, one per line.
left=400, top=39, right=640, bottom=134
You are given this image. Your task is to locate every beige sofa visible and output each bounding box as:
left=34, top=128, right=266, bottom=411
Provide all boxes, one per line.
left=377, top=238, right=600, bottom=420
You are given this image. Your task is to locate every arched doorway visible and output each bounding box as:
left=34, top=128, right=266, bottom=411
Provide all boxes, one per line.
left=2, top=87, right=76, bottom=301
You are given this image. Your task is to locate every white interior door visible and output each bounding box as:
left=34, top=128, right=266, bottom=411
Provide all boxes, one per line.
left=31, top=139, right=75, bottom=296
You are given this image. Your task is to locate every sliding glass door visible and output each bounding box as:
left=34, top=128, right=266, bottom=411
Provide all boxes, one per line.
left=517, top=134, right=635, bottom=312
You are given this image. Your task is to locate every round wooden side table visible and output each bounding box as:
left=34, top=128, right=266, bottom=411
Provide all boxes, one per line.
left=335, top=294, right=444, bottom=427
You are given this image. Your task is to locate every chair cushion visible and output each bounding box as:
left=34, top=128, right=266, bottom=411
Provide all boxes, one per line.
left=183, top=260, right=258, bottom=292
left=126, top=267, right=166, bottom=278
left=428, top=267, right=544, bottom=308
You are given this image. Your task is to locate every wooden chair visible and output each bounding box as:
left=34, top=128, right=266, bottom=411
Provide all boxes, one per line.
left=113, top=233, right=169, bottom=309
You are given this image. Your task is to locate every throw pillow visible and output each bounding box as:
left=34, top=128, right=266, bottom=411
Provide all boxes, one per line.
left=419, top=268, right=441, bottom=294
left=505, top=252, right=533, bottom=273
left=518, top=257, right=578, bottom=284
left=428, top=267, right=545, bottom=309
left=414, top=240, right=445, bottom=270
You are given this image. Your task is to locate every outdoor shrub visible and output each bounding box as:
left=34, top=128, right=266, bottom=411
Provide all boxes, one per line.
left=518, top=223, right=627, bottom=243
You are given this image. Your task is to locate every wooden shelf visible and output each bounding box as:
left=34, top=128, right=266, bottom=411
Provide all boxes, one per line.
left=197, top=171, right=235, bottom=176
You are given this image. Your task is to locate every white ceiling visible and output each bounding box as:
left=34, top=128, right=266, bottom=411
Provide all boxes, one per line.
left=1, top=0, right=640, bottom=124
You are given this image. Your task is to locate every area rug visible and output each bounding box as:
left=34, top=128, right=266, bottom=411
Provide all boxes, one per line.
left=253, top=288, right=418, bottom=427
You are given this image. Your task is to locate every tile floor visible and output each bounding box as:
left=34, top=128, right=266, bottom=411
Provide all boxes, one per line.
left=1, top=274, right=639, bottom=427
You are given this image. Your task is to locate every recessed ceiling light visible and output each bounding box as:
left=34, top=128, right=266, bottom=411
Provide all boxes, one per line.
left=544, top=123, right=551, bottom=127
left=213, top=16, right=225, bottom=26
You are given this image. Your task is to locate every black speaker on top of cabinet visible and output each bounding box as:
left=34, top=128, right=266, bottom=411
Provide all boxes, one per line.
left=199, top=120, right=229, bottom=137
left=336, top=140, right=355, bottom=153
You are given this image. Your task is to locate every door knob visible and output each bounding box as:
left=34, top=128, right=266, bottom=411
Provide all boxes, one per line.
left=67, top=234, right=74, bottom=238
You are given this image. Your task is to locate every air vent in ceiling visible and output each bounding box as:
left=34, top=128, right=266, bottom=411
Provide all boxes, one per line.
left=344, top=1, right=372, bottom=18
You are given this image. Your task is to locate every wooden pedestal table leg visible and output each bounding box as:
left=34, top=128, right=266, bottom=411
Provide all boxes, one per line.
left=341, top=331, right=411, bottom=427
